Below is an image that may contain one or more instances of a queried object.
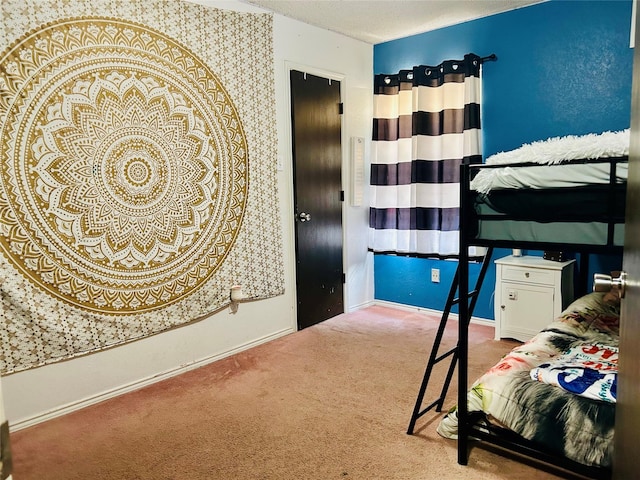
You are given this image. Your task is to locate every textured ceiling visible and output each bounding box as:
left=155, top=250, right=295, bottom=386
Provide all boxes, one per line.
left=242, top=0, right=545, bottom=44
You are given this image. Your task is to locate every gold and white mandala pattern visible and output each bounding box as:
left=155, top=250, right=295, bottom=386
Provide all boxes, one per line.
left=0, top=17, right=248, bottom=313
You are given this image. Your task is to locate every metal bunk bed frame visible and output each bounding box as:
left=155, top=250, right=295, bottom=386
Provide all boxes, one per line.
left=455, top=157, right=627, bottom=479
left=407, top=156, right=627, bottom=478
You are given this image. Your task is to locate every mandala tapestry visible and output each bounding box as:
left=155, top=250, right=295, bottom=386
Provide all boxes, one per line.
left=0, top=0, right=284, bottom=374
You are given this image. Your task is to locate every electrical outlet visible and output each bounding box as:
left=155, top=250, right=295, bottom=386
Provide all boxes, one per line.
left=431, top=268, right=440, bottom=283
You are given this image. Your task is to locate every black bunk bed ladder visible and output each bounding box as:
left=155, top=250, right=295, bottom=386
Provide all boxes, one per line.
left=406, top=246, right=494, bottom=435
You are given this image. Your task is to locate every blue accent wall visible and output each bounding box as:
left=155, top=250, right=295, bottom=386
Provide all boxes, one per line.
left=374, top=248, right=512, bottom=317
left=373, top=0, right=632, bottom=320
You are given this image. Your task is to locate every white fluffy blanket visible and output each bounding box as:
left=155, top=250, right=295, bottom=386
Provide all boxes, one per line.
left=471, top=129, right=629, bottom=193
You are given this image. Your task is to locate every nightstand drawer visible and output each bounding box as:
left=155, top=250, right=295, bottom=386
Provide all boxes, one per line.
left=501, top=266, right=554, bottom=286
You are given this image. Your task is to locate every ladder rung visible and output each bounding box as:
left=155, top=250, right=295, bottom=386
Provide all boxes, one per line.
left=452, top=288, right=480, bottom=305
left=415, top=397, right=444, bottom=418
left=433, top=347, right=457, bottom=364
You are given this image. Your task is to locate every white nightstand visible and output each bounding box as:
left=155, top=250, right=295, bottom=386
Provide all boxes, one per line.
left=494, top=255, right=575, bottom=342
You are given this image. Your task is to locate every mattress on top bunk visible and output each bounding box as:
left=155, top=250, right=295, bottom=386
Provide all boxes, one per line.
left=437, top=291, right=620, bottom=468
left=470, top=129, right=629, bottom=194
left=470, top=159, right=628, bottom=193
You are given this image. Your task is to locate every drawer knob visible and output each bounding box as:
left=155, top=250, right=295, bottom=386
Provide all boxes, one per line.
left=525, top=272, right=530, bottom=278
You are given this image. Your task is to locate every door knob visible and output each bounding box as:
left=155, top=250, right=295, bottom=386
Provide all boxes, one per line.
left=593, top=271, right=627, bottom=299
left=297, top=212, right=311, bottom=222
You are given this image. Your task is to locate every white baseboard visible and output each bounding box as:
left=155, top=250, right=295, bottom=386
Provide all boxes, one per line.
left=13, top=301, right=491, bottom=430
left=372, top=299, right=495, bottom=329
left=346, top=299, right=376, bottom=312
left=11, top=326, right=295, bottom=431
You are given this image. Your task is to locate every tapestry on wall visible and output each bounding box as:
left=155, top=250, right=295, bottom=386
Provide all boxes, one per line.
left=0, top=0, right=284, bottom=374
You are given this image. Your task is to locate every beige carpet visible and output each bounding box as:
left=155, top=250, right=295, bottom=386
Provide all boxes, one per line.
left=11, top=305, right=572, bottom=479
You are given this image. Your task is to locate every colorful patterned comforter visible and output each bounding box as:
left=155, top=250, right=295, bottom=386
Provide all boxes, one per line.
left=437, top=292, right=620, bottom=468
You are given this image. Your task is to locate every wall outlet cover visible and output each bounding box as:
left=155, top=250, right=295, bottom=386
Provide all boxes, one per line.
left=431, top=268, right=440, bottom=283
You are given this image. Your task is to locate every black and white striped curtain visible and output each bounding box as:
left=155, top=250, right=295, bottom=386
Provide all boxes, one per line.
left=369, top=53, right=483, bottom=256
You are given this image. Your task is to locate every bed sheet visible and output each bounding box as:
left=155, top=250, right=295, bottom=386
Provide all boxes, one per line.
left=470, top=161, right=628, bottom=194
left=437, top=292, right=620, bottom=468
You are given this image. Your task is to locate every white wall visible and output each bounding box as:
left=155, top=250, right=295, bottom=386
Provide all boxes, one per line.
left=3, top=0, right=374, bottom=429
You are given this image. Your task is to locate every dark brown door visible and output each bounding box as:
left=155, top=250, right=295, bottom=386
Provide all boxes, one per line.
left=613, top=8, right=640, bottom=477
left=290, top=70, right=344, bottom=330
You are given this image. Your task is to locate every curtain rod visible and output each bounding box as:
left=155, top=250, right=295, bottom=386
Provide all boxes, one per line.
left=480, top=54, right=497, bottom=63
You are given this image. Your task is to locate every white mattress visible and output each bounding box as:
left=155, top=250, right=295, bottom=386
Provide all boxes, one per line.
left=471, top=130, right=629, bottom=193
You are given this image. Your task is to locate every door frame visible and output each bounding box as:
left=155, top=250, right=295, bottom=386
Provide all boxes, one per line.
left=284, top=61, right=347, bottom=330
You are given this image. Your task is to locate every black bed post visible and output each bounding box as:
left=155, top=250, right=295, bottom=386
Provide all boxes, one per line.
left=457, top=162, right=471, bottom=465
left=579, top=253, right=590, bottom=296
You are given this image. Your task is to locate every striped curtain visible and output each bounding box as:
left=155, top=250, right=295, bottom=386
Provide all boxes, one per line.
left=369, top=53, right=483, bottom=256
